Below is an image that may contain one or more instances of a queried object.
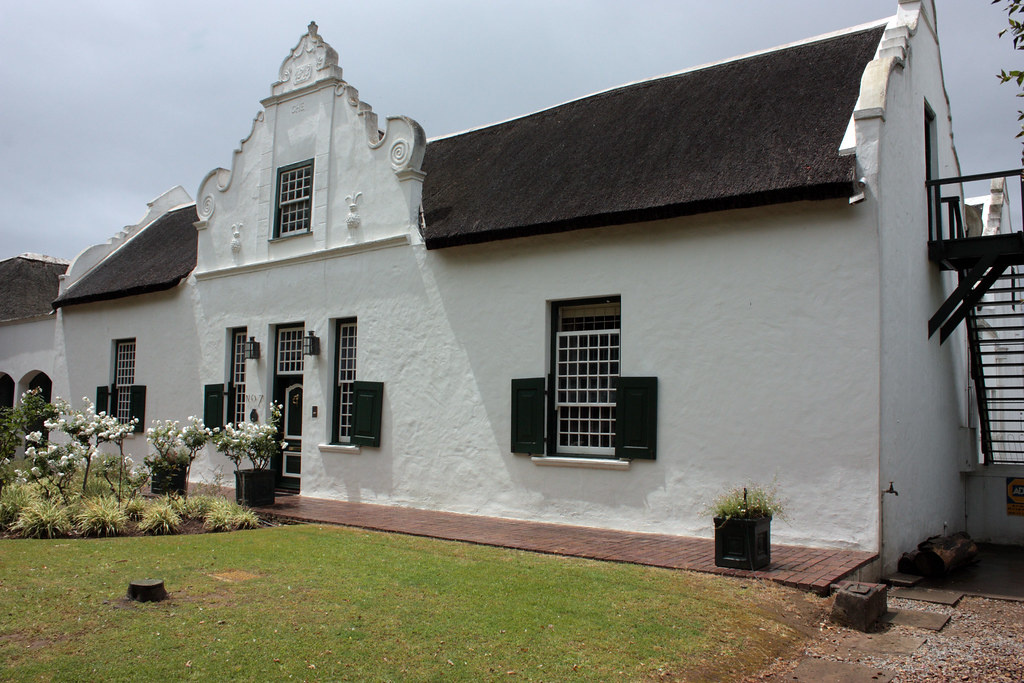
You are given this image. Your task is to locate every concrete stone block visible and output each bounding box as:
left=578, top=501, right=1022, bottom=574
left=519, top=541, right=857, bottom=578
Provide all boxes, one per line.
left=831, top=580, right=887, bottom=632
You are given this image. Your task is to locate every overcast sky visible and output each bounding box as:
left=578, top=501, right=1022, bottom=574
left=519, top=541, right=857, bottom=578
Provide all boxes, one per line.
left=1, top=1, right=1019, bottom=261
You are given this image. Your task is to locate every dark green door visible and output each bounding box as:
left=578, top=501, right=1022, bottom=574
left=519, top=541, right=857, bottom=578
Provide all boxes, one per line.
left=280, top=382, right=303, bottom=490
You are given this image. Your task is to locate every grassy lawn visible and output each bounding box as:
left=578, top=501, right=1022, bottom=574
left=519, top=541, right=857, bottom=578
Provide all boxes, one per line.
left=0, top=524, right=806, bottom=681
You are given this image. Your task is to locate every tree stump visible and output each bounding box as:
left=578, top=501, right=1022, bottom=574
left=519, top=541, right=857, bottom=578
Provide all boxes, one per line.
left=127, top=579, right=167, bottom=602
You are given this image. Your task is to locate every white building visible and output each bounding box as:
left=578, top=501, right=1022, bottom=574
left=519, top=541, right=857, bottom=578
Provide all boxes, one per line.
left=3, top=0, right=1022, bottom=574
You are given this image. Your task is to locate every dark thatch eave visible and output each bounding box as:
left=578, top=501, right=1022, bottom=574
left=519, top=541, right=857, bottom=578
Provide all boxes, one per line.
left=53, top=205, right=198, bottom=309
left=0, top=256, right=68, bottom=322
left=420, top=24, right=885, bottom=250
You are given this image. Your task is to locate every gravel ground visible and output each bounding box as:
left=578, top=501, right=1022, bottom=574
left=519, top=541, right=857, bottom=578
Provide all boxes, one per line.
left=747, top=595, right=1024, bottom=682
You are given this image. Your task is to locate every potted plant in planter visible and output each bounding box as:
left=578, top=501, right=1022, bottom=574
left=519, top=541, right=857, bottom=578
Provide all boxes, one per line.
left=708, top=483, right=784, bottom=570
left=145, top=417, right=212, bottom=497
left=213, top=403, right=283, bottom=507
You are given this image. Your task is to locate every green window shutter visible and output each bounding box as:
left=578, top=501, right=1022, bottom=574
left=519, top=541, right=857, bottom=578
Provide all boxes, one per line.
left=95, top=385, right=110, bottom=415
left=615, top=377, right=657, bottom=460
left=350, top=381, right=383, bottom=447
left=511, top=378, right=545, bottom=454
left=204, top=384, right=225, bottom=430
left=225, top=383, right=236, bottom=426
left=128, top=385, right=147, bottom=433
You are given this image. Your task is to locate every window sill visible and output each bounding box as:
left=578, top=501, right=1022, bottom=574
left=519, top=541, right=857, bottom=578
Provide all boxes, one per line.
left=318, top=443, right=361, bottom=455
left=269, top=230, right=312, bottom=243
left=530, top=456, right=630, bottom=470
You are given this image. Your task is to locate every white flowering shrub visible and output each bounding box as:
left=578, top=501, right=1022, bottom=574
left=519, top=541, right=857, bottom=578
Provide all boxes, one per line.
left=145, top=417, right=213, bottom=498
left=0, top=389, right=58, bottom=495
left=22, top=397, right=141, bottom=504
left=212, top=403, right=284, bottom=471
left=146, top=417, right=212, bottom=470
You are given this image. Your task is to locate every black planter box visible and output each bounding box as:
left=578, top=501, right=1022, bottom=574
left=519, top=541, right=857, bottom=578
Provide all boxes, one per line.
left=150, top=465, right=188, bottom=496
left=235, top=469, right=276, bottom=507
left=714, top=516, right=771, bottom=570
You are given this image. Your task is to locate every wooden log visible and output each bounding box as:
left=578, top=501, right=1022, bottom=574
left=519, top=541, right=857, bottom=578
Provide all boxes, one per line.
left=913, top=532, right=978, bottom=577
left=897, top=551, right=921, bottom=575
left=127, top=579, right=167, bottom=602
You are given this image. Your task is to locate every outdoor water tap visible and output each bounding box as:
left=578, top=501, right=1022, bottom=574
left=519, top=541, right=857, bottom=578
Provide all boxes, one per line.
left=883, top=481, right=899, bottom=496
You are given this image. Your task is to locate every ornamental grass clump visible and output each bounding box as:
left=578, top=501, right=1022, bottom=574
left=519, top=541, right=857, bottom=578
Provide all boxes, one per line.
left=75, top=496, right=128, bottom=538
left=179, top=494, right=218, bottom=520
left=123, top=497, right=146, bottom=521
left=138, top=500, right=181, bottom=535
left=203, top=498, right=260, bottom=532
left=13, top=498, right=73, bottom=538
left=708, top=483, right=785, bottom=523
left=0, top=482, right=32, bottom=530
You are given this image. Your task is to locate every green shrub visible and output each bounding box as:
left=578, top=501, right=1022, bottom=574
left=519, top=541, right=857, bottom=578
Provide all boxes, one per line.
left=203, top=499, right=260, bottom=532
left=13, top=498, right=73, bottom=538
left=138, top=501, right=181, bottom=535
left=75, top=497, right=127, bottom=538
left=0, top=482, right=32, bottom=530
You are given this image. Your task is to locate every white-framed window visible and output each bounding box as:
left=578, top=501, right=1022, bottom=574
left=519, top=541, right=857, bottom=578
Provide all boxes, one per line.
left=114, top=339, right=136, bottom=423
left=553, top=300, right=620, bottom=456
left=231, top=329, right=247, bottom=424
left=333, top=320, right=357, bottom=443
left=277, top=326, right=304, bottom=375
left=274, top=160, right=313, bottom=237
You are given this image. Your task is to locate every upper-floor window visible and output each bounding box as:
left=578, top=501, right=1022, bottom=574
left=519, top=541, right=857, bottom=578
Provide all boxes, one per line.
left=274, top=160, right=313, bottom=238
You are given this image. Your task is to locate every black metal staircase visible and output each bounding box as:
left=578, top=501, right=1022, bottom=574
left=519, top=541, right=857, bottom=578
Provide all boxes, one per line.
left=928, top=169, right=1024, bottom=464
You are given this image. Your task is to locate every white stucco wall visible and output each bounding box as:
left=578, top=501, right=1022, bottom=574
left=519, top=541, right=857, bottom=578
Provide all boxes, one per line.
left=56, top=286, right=203, bottom=467
left=965, top=465, right=1024, bottom=543
left=185, top=191, right=883, bottom=550
left=0, top=315, right=61, bottom=401
left=858, top=2, right=975, bottom=572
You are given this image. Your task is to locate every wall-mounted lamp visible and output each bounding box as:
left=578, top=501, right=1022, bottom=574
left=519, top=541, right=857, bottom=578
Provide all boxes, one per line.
left=302, top=331, right=321, bottom=356
left=244, top=337, right=261, bottom=360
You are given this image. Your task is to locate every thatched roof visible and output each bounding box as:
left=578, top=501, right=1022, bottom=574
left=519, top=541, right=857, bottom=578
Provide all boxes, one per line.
left=0, top=254, right=68, bottom=322
left=53, top=205, right=198, bottom=309
left=420, top=25, right=885, bottom=249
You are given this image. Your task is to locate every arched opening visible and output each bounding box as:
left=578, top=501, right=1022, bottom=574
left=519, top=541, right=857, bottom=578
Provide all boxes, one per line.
left=0, top=373, right=13, bottom=410
left=26, top=372, right=53, bottom=402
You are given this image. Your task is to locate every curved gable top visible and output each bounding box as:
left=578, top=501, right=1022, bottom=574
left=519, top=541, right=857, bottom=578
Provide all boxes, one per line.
left=270, top=21, right=343, bottom=99
left=421, top=24, right=887, bottom=249
left=53, top=205, right=199, bottom=309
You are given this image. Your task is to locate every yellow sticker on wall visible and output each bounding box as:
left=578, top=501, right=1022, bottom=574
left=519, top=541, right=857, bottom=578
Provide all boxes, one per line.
left=1008, top=478, right=1024, bottom=517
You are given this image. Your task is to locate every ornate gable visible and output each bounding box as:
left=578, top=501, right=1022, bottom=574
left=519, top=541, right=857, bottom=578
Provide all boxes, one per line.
left=194, top=23, right=425, bottom=276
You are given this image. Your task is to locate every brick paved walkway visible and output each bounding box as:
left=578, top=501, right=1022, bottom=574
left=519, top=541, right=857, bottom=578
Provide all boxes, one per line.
left=253, top=495, right=876, bottom=595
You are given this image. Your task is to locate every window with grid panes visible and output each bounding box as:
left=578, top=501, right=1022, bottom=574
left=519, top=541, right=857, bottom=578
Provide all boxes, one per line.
left=231, top=329, right=247, bottom=424
left=274, top=161, right=313, bottom=237
left=554, top=301, right=620, bottom=456
left=333, top=320, right=357, bottom=443
left=277, top=326, right=304, bottom=374
left=114, top=339, right=136, bottom=423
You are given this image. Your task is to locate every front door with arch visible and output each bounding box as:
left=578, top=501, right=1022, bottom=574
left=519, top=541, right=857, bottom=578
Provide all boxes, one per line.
left=281, top=382, right=303, bottom=487
left=274, top=325, right=304, bottom=491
